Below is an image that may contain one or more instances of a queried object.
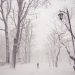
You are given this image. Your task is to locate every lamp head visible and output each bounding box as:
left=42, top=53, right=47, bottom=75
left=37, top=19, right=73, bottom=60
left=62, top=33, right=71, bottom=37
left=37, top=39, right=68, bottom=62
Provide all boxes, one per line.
left=58, top=12, right=64, bottom=21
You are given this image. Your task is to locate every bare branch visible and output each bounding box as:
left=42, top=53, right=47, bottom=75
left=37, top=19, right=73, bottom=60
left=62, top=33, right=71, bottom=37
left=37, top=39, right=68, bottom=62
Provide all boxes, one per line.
left=60, top=41, right=70, bottom=55
left=0, top=28, right=5, bottom=31
left=64, top=23, right=75, bottom=39
left=10, top=8, right=17, bottom=28
left=6, top=0, right=11, bottom=21
left=21, top=0, right=34, bottom=22
left=2, top=0, right=6, bottom=3
left=20, top=2, right=26, bottom=16
left=70, top=56, right=75, bottom=61
left=65, top=23, right=70, bottom=31
left=0, top=17, right=3, bottom=21
left=0, top=0, right=6, bottom=23
left=61, top=9, right=75, bottom=39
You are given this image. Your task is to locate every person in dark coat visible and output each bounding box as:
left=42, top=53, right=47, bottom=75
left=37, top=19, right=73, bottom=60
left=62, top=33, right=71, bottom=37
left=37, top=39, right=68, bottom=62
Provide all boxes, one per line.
left=37, top=62, right=39, bottom=69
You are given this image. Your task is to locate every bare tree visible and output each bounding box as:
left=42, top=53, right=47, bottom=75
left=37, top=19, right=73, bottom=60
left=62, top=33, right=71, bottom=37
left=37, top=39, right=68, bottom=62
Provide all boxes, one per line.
left=48, top=29, right=61, bottom=67
left=48, top=22, right=69, bottom=67
left=58, top=8, right=75, bottom=70
left=55, top=34, right=61, bottom=67
left=11, top=0, right=35, bottom=68
left=11, top=0, right=51, bottom=68
left=24, top=19, right=32, bottom=63
left=0, top=0, right=11, bottom=63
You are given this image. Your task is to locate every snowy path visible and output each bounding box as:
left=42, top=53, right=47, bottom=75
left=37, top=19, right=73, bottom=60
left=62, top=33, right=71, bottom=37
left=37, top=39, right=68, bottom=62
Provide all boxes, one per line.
left=0, top=64, right=75, bottom=75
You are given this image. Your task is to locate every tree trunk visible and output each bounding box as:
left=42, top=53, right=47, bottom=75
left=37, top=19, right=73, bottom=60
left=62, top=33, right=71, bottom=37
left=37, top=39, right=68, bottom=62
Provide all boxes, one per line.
left=12, top=0, right=22, bottom=68
left=5, top=25, right=10, bottom=64
left=55, top=47, right=60, bottom=67
left=25, top=47, right=27, bottom=63
left=28, top=43, right=31, bottom=63
left=28, top=47, right=30, bottom=63
left=12, top=15, right=21, bottom=68
left=55, top=57, right=58, bottom=67
left=12, top=21, right=20, bottom=68
left=0, top=1, right=10, bottom=64
left=12, top=38, right=17, bottom=68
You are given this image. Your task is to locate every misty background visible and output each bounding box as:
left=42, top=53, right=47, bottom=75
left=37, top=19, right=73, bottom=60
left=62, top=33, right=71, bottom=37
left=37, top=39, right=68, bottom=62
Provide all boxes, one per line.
left=0, top=0, right=75, bottom=69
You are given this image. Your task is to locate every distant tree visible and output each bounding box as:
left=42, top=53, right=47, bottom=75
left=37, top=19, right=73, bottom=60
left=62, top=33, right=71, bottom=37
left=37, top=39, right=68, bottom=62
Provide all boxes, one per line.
left=24, top=19, right=32, bottom=63
left=48, top=23, right=70, bottom=67
left=0, top=0, right=11, bottom=63
left=48, top=29, right=61, bottom=67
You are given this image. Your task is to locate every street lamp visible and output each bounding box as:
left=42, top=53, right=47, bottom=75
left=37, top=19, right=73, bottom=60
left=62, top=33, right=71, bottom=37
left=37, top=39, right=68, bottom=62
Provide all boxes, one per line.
left=58, top=11, right=64, bottom=21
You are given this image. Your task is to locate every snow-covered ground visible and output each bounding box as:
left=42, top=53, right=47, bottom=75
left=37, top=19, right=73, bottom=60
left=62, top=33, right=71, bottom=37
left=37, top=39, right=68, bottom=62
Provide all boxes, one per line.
left=0, top=63, right=75, bottom=75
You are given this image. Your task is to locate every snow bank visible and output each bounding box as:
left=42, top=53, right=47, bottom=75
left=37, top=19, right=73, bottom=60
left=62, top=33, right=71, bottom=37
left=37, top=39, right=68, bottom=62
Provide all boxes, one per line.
left=0, top=63, right=75, bottom=75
